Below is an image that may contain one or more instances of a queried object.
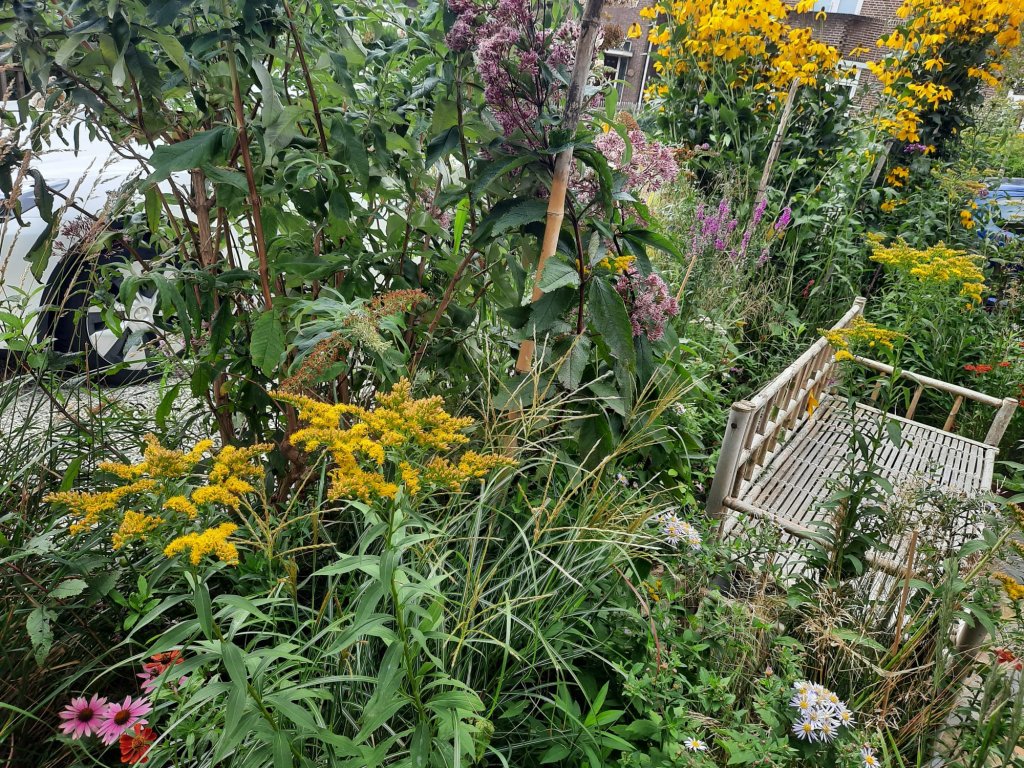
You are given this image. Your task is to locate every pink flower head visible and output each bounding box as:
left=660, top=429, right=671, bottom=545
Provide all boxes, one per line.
left=97, top=696, right=152, bottom=746
left=58, top=694, right=108, bottom=739
left=614, top=268, right=680, bottom=342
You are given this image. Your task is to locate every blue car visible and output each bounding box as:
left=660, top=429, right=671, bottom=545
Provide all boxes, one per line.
left=977, top=179, right=1024, bottom=244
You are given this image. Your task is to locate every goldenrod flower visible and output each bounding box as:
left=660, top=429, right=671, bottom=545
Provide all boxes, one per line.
left=165, top=523, right=240, bottom=566
left=112, top=511, right=164, bottom=550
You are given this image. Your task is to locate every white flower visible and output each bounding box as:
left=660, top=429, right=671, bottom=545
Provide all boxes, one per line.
left=672, top=402, right=687, bottom=416
left=817, top=717, right=840, bottom=743
left=683, top=737, right=708, bottom=752
left=616, top=473, right=629, bottom=486
left=790, top=694, right=815, bottom=713
left=835, top=705, right=854, bottom=727
left=861, top=747, right=881, bottom=768
left=792, top=718, right=819, bottom=742
left=792, top=681, right=813, bottom=696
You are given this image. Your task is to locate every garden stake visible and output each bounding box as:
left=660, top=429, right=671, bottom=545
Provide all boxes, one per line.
left=515, top=0, right=606, bottom=374
left=756, top=79, right=800, bottom=201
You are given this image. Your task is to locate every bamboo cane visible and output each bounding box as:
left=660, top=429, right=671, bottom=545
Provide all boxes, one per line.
left=515, top=0, right=607, bottom=374
left=756, top=79, right=800, bottom=201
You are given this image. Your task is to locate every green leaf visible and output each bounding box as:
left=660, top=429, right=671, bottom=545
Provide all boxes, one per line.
left=452, top=197, right=470, bottom=256
left=144, top=186, right=161, bottom=234
left=221, top=640, right=247, bottom=686
left=250, top=311, right=286, bottom=378
left=588, top=279, right=635, bottom=371
left=425, top=126, right=460, bottom=170
left=194, top=582, right=214, bottom=639
left=26, top=606, right=55, bottom=666
left=555, top=336, right=590, bottom=391
left=538, top=257, right=580, bottom=293
left=144, top=127, right=234, bottom=186
left=50, top=578, right=88, bottom=599
left=475, top=198, right=548, bottom=241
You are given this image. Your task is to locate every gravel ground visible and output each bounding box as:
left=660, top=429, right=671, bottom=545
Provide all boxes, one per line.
left=0, top=374, right=210, bottom=473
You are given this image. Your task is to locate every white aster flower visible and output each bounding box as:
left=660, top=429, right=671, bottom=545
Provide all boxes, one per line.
left=683, top=737, right=708, bottom=752
left=792, top=718, right=819, bottom=742
left=817, top=717, right=840, bottom=743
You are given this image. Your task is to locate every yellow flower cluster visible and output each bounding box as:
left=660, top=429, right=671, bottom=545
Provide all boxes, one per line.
left=164, top=523, right=240, bottom=566
left=635, top=0, right=841, bottom=103
left=112, top=511, right=164, bottom=550
left=870, top=239, right=986, bottom=305
left=45, top=479, right=158, bottom=534
left=275, top=379, right=514, bottom=503
left=868, top=0, right=1024, bottom=142
left=994, top=572, right=1024, bottom=600
left=46, top=436, right=269, bottom=567
left=99, top=435, right=213, bottom=480
left=598, top=255, right=636, bottom=273
left=192, top=443, right=273, bottom=510
left=884, top=166, right=910, bottom=189
left=821, top=316, right=904, bottom=362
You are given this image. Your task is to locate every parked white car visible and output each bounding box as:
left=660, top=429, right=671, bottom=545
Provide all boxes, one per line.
left=1, top=106, right=166, bottom=383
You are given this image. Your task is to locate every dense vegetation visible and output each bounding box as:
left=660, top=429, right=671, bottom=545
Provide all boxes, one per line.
left=1, top=0, right=1024, bottom=766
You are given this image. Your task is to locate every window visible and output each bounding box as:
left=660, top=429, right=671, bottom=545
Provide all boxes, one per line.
left=834, top=60, right=866, bottom=101
left=603, top=41, right=633, bottom=98
left=0, top=66, right=27, bottom=100
left=811, top=0, right=864, bottom=14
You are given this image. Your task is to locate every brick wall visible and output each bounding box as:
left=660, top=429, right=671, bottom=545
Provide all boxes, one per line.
left=600, top=0, right=659, bottom=108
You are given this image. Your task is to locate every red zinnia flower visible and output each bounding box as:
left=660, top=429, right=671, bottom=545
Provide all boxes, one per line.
left=999, top=361, right=1012, bottom=368
left=119, top=724, right=157, bottom=764
left=964, top=364, right=977, bottom=372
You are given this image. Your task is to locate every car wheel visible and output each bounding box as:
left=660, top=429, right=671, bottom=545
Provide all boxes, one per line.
left=40, top=246, right=172, bottom=386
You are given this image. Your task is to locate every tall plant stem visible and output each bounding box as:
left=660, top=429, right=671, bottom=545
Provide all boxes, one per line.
left=225, top=40, right=274, bottom=309
left=282, top=0, right=328, bottom=153
left=515, top=0, right=606, bottom=373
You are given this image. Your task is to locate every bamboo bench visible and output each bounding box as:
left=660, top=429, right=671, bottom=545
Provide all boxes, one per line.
left=706, top=297, right=1018, bottom=577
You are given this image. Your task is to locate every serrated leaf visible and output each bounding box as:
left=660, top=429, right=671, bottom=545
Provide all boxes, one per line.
left=144, top=127, right=234, bottom=186
left=475, top=198, right=549, bottom=242
left=250, top=311, right=286, bottom=378
left=538, top=257, right=580, bottom=293
left=26, top=606, right=55, bottom=666
left=50, top=578, right=87, bottom=599
left=588, top=278, right=635, bottom=371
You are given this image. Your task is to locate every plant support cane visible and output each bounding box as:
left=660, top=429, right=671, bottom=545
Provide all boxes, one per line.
left=515, top=0, right=606, bottom=374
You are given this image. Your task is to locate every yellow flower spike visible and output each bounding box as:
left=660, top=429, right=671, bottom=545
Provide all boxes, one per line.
left=165, top=522, right=240, bottom=566
left=163, top=495, right=199, bottom=519
left=994, top=572, right=1024, bottom=601
left=112, top=511, right=164, bottom=550
left=821, top=317, right=905, bottom=359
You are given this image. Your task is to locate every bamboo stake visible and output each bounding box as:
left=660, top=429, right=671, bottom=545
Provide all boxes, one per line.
left=515, top=0, right=606, bottom=374
left=756, top=79, right=800, bottom=200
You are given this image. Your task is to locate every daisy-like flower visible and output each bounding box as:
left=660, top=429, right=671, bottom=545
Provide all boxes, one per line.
left=817, top=717, right=840, bottom=743
left=683, top=737, right=708, bottom=752
left=119, top=724, right=157, bottom=764
left=662, top=518, right=686, bottom=545
left=97, top=696, right=152, bottom=746
left=792, top=718, right=819, bottom=742
left=138, top=651, right=186, bottom=694
left=790, top=694, right=815, bottom=714
left=792, top=681, right=813, bottom=696
left=821, top=690, right=842, bottom=709
left=58, top=695, right=108, bottom=739
left=862, top=746, right=881, bottom=767
left=835, top=704, right=855, bottom=727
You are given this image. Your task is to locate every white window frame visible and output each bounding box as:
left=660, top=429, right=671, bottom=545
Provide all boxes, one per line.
left=603, top=44, right=634, bottom=97
left=836, top=59, right=867, bottom=100
left=812, top=0, right=865, bottom=14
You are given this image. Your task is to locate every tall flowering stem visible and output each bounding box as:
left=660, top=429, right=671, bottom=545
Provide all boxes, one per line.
left=515, top=0, right=607, bottom=374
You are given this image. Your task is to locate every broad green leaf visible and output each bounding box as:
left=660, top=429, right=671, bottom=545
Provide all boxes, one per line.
left=50, top=578, right=88, bottom=599
left=588, top=278, right=635, bottom=371
left=426, top=126, right=460, bottom=169
left=144, top=127, right=234, bottom=186
left=250, top=311, right=286, bottom=378
left=538, top=257, right=580, bottom=293
left=26, top=606, right=55, bottom=666
left=475, top=198, right=548, bottom=241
